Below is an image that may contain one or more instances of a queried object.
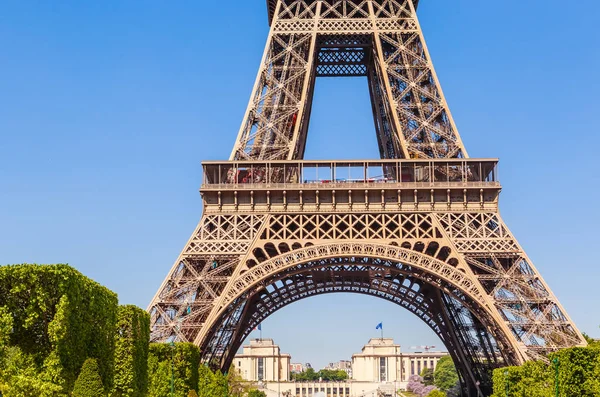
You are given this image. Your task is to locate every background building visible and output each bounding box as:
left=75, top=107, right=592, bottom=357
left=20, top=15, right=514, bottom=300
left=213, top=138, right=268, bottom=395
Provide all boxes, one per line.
left=323, top=360, right=352, bottom=378
left=234, top=338, right=449, bottom=397
left=233, top=339, right=290, bottom=382
left=351, top=338, right=447, bottom=382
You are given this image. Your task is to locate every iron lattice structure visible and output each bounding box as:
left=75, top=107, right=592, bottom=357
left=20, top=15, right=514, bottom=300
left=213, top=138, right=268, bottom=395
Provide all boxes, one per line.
left=148, top=1, right=586, bottom=395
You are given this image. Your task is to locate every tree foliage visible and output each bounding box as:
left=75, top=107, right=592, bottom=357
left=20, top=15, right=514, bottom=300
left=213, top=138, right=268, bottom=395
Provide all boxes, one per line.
left=433, top=356, right=459, bottom=392
left=0, top=264, right=118, bottom=393
left=72, top=358, right=106, bottom=397
left=292, top=368, right=347, bottom=381
left=227, top=366, right=252, bottom=397
left=147, top=342, right=200, bottom=397
left=113, top=305, right=150, bottom=397
left=491, top=345, right=600, bottom=397
left=420, top=367, right=434, bottom=386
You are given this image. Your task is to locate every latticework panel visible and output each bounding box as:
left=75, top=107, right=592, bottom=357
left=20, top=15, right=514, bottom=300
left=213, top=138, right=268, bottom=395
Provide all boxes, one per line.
left=232, top=31, right=316, bottom=160
left=233, top=0, right=467, bottom=160
left=435, top=212, right=585, bottom=360
left=148, top=214, right=265, bottom=343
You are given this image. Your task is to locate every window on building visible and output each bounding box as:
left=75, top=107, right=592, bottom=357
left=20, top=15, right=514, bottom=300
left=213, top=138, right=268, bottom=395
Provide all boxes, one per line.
left=380, top=357, right=387, bottom=382
left=296, top=388, right=300, bottom=396
left=424, top=361, right=428, bottom=369
left=430, top=360, right=434, bottom=369
left=238, top=361, right=241, bottom=367
left=417, top=361, right=421, bottom=375
left=346, top=387, right=350, bottom=395
left=257, top=357, right=264, bottom=381
left=411, top=361, right=415, bottom=375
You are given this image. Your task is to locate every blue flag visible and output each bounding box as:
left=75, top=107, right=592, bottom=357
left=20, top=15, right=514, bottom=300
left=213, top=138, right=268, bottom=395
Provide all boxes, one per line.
left=258, top=323, right=262, bottom=331
left=376, top=322, right=383, bottom=330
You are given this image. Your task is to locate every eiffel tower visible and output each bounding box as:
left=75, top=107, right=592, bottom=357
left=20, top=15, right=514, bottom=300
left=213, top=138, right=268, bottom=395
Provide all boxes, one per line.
left=148, top=1, right=586, bottom=394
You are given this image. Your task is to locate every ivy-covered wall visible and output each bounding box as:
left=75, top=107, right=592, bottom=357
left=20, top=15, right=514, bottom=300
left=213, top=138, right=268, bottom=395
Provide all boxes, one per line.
left=0, top=264, right=118, bottom=394
left=113, top=305, right=150, bottom=397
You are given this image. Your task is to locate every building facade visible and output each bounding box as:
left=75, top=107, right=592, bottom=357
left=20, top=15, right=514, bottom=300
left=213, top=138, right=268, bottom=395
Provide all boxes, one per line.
left=234, top=338, right=449, bottom=397
left=351, top=338, right=447, bottom=383
left=233, top=339, right=291, bottom=382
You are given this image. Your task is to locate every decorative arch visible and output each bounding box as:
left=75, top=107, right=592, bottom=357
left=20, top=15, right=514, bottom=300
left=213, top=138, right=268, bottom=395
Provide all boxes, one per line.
left=197, top=242, right=522, bottom=392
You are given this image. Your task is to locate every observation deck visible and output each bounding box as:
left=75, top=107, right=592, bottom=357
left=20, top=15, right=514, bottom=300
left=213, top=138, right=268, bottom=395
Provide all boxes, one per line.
left=201, top=159, right=501, bottom=213
left=266, top=0, right=421, bottom=24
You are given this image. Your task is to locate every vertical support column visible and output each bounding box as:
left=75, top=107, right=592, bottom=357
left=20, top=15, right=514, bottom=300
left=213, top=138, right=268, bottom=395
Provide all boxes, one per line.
left=368, top=1, right=411, bottom=159
left=287, top=1, right=322, bottom=160
left=404, top=0, right=468, bottom=158
left=231, top=0, right=320, bottom=161
left=370, top=0, right=468, bottom=159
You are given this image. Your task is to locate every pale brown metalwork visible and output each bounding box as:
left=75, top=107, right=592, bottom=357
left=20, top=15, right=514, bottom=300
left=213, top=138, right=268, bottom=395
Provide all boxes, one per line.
left=148, top=1, right=585, bottom=395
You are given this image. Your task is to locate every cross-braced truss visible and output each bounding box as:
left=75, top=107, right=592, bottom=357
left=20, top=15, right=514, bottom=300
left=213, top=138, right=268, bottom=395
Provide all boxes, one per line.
left=148, top=1, right=585, bottom=396
left=231, top=0, right=466, bottom=161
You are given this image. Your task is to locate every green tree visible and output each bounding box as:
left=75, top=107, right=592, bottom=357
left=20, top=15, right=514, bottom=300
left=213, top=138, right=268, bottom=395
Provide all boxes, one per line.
left=112, top=305, right=150, bottom=397
left=248, top=390, right=267, bottom=397
left=421, top=367, right=434, bottom=386
left=0, top=345, right=65, bottom=397
left=197, top=364, right=215, bottom=397
left=72, top=358, right=106, bottom=397
left=293, top=367, right=319, bottom=381
left=227, top=366, right=252, bottom=397
left=147, top=343, right=200, bottom=397
left=433, top=356, right=459, bottom=392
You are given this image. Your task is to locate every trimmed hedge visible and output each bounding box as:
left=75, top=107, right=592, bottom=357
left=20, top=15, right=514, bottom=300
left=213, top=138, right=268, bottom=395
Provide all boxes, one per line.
left=113, top=305, right=150, bottom=397
left=0, top=264, right=118, bottom=393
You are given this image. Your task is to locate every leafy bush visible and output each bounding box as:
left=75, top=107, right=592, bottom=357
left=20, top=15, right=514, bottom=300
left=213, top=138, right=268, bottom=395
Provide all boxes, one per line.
left=73, top=358, right=105, bottom=397
left=147, top=342, right=200, bottom=397
left=113, top=305, right=150, bottom=397
left=491, top=346, right=600, bottom=397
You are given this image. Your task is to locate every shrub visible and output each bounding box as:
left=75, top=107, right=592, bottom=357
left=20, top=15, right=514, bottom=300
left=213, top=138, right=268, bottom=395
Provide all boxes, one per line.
left=72, top=358, right=105, bottom=397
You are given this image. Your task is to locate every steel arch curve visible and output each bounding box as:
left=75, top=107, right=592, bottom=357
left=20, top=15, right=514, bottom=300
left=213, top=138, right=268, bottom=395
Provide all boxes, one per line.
left=197, top=242, right=523, bottom=392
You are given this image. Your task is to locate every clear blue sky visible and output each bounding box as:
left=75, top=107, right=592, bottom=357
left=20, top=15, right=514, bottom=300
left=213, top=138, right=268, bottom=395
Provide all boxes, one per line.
left=1, top=0, right=599, bottom=370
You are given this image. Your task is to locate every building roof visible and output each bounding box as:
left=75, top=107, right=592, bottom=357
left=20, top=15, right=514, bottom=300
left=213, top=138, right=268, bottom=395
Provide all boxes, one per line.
left=266, top=0, right=421, bottom=25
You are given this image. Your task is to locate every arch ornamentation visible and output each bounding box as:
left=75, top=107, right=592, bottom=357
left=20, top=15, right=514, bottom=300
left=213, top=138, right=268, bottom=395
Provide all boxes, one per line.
left=217, top=242, right=488, bottom=315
